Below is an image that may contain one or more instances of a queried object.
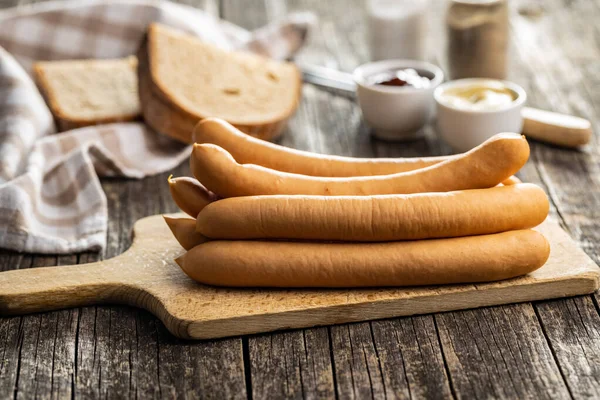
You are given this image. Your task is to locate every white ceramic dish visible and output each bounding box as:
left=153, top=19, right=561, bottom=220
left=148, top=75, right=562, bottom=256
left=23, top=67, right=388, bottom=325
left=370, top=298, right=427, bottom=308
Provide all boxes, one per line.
left=353, top=59, right=444, bottom=141
left=434, top=78, right=527, bottom=152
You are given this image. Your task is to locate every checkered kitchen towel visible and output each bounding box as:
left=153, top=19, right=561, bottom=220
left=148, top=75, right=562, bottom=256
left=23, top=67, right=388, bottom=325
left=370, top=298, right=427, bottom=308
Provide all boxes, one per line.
left=0, top=0, right=314, bottom=254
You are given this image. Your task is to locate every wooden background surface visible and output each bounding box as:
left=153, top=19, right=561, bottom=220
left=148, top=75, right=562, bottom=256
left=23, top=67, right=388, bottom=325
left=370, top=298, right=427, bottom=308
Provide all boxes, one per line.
left=1, top=0, right=600, bottom=398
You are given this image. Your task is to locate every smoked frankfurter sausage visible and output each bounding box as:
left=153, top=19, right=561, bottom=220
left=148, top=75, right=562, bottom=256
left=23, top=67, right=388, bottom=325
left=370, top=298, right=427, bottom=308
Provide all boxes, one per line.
left=193, top=118, right=448, bottom=177
left=175, top=229, right=550, bottom=287
left=163, top=216, right=207, bottom=250
left=196, top=184, right=548, bottom=241
left=193, top=119, right=519, bottom=185
left=190, top=133, right=530, bottom=197
left=168, top=175, right=217, bottom=218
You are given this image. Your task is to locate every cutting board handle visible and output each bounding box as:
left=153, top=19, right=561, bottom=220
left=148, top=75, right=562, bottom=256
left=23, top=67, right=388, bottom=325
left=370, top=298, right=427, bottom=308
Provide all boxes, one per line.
left=0, top=260, right=127, bottom=315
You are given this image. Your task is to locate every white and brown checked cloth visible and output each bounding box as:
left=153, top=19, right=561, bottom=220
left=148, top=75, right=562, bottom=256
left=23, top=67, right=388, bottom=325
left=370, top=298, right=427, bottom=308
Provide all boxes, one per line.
left=0, top=0, right=314, bottom=254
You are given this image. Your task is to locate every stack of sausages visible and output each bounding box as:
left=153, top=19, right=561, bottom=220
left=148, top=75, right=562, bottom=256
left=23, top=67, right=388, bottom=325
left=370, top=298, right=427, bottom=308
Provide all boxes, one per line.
left=166, top=118, right=551, bottom=288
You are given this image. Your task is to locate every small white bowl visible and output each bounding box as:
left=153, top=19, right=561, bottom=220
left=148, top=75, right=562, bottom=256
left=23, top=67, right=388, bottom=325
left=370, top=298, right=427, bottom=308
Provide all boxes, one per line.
left=353, top=59, right=444, bottom=141
left=434, top=78, right=527, bottom=153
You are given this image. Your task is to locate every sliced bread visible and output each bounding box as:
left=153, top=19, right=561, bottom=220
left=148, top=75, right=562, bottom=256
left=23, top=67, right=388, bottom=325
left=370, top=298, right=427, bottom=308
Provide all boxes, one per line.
left=138, top=23, right=302, bottom=143
left=34, top=57, right=140, bottom=131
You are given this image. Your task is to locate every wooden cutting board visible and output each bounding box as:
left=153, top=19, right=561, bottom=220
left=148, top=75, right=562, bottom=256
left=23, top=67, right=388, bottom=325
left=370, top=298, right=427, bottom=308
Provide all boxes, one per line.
left=0, top=214, right=598, bottom=340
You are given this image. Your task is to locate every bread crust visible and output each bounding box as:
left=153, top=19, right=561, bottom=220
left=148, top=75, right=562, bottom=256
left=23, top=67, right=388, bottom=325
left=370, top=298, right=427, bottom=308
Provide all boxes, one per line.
left=138, top=42, right=197, bottom=142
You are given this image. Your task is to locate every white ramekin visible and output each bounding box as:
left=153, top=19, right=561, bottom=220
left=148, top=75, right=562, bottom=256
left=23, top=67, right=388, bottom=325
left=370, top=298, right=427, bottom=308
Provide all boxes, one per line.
left=434, top=78, right=527, bottom=152
left=353, top=59, right=444, bottom=141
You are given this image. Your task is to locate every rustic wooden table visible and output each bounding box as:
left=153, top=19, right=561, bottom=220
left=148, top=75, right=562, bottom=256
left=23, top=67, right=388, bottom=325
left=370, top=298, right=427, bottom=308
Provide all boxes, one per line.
left=1, top=0, right=599, bottom=398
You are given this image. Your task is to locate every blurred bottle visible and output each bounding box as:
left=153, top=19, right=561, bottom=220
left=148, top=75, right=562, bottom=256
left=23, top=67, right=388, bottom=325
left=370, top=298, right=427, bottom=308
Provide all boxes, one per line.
left=367, top=0, right=430, bottom=61
left=446, top=0, right=509, bottom=79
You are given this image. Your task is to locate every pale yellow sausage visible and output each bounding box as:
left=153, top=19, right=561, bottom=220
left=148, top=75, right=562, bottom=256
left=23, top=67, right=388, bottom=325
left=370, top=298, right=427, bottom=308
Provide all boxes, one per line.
left=175, top=230, right=550, bottom=287
left=193, top=118, right=449, bottom=177
left=196, top=184, right=548, bottom=241
left=163, top=216, right=207, bottom=250
left=168, top=175, right=217, bottom=218
left=190, top=133, right=530, bottom=197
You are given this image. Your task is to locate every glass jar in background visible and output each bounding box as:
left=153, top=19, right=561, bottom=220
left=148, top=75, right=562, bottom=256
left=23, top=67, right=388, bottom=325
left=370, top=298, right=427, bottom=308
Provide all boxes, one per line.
left=446, top=0, right=509, bottom=79
left=367, top=0, right=430, bottom=61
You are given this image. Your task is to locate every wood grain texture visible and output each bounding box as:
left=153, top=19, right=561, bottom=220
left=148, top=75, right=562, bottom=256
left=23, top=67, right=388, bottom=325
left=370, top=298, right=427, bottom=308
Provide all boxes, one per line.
left=535, top=296, right=600, bottom=399
left=1, top=0, right=600, bottom=399
left=370, top=316, right=453, bottom=399
left=436, top=304, right=570, bottom=399
left=509, top=1, right=600, bottom=399
left=329, top=323, right=386, bottom=399
left=248, top=328, right=335, bottom=399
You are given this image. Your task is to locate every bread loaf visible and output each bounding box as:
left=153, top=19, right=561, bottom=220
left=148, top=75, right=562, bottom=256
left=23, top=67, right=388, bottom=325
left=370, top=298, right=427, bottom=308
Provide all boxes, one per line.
left=138, top=23, right=301, bottom=143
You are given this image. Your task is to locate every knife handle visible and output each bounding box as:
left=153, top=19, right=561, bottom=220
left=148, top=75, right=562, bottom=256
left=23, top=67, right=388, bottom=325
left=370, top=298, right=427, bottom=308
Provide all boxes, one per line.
left=522, top=107, right=592, bottom=148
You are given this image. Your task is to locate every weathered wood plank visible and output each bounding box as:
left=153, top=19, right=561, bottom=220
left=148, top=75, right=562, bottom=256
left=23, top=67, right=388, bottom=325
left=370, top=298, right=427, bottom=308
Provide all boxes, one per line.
left=24, top=261, right=78, bottom=400
left=436, top=304, right=570, bottom=399
left=371, top=317, right=453, bottom=399
left=0, top=254, right=79, bottom=400
left=0, top=249, right=31, bottom=400
left=156, top=324, right=247, bottom=399
left=536, top=296, right=600, bottom=399
left=247, top=328, right=335, bottom=399
left=329, top=323, right=385, bottom=399
left=509, top=0, right=600, bottom=244
left=0, top=314, right=22, bottom=399
left=509, top=1, right=600, bottom=399
left=72, top=176, right=139, bottom=399
left=502, top=13, right=599, bottom=398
